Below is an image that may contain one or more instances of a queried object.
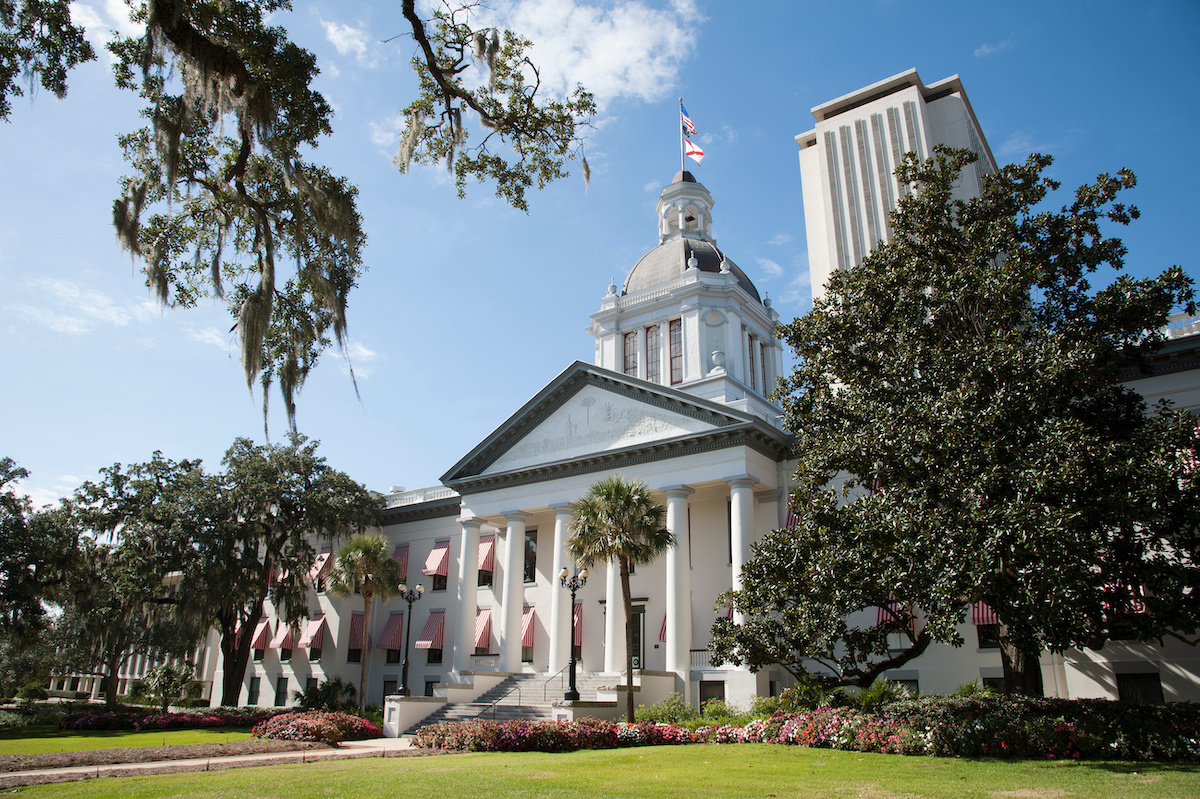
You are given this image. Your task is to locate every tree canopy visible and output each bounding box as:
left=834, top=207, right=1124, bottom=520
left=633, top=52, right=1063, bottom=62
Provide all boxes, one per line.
left=3, top=0, right=594, bottom=431
left=568, top=475, right=672, bottom=721
left=709, top=147, right=1200, bottom=695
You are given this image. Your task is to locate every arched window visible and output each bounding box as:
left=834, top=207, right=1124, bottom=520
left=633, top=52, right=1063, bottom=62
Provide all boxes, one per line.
left=646, top=325, right=661, bottom=384
left=669, top=320, right=683, bottom=385
left=623, top=332, right=638, bottom=377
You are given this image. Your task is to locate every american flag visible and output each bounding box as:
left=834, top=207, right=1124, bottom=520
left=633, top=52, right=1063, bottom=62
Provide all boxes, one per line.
left=681, top=104, right=697, bottom=136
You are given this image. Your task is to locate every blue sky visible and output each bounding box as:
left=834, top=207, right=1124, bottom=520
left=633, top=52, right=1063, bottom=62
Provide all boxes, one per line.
left=2, top=0, right=1198, bottom=505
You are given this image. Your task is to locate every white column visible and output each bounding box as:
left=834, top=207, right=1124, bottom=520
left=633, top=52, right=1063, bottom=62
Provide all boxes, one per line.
left=663, top=485, right=694, bottom=683
left=603, top=557, right=624, bottom=675
left=500, top=511, right=530, bottom=672
left=548, top=503, right=573, bottom=673
left=635, top=326, right=647, bottom=380
left=655, top=319, right=668, bottom=385
left=452, top=518, right=484, bottom=679
left=726, top=476, right=756, bottom=625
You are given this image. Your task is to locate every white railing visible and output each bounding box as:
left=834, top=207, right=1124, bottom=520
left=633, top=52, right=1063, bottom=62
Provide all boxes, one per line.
left=384, top=486, right=459, bottom=509
left=1165, top=311, right=1200, bottom=340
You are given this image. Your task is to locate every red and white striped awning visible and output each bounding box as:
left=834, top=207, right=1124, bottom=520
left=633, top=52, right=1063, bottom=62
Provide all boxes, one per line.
left=478, top=534, right=496, bottom=571
left=298, top=614, right=328, bottom=649
left=415, top=611, right=445, bottom=650
left=521, top=606, right=536, bottom=647
left=349, top=613, right=367, bottom=649
left=270, top=624, right=296, bottom=649
left=249, top=618, right=271, bottom=649
left=573, top=603, right=583, bottom=647
left=378, top=613, right=405, bottom=650
left=876, top=599, right=908, bottom=627
left=422, top=542, right=449, bottom=577
left=392, top=546, right=409, bottom=581
left=659, top=614, right=667, bottom=643
left=971, top=602, right=998, bottom=625
left=475, top=608, right=492, bottom=650
left=309, top=547, right=333, bottom=582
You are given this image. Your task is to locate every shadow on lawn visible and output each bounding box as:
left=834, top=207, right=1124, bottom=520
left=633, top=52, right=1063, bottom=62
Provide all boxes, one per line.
left=1081, top=762, right=1200, bottom=775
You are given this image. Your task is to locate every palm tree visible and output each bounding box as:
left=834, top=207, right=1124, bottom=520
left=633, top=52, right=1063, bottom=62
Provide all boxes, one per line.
left=327, top=533, right=403, bottom=713
left=567, top=475, right=673, bottom=722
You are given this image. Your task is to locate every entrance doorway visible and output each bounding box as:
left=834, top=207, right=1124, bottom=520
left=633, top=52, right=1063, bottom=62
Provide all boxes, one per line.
left=630, top=605, right=645, bottom=669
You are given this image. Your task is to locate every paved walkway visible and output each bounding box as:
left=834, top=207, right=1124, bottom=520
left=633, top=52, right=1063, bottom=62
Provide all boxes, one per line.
left=0, top=736, right=420, bottom=788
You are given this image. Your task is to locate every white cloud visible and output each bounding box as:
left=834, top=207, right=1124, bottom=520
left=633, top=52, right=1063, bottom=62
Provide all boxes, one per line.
left=340, top=340, right=380, bottom=379
left=188, top=327, right=229, bottom=348
left=974, top=35, right=1016, bottom=58
left=369, top=114, right=405, bottom=152
left=320, top=18, right=378, bottom=67
left=70, top=0, right=142, bottom=58
left=478, top=0, right=703, bottom=108
left=7, top=279, right=158, bottom=334
left=755, top=257, right=784, bottom=279
left=766, top=233, right=793, bottom=246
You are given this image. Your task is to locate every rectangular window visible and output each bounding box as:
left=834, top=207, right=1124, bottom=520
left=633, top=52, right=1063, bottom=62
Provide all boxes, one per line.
left=646, top=325, right=661, bottom=384
left=1117, top=673, right=1164, bottom=703
left=306, top=677, right=318, bottom=694
left=896, top=679, right=919, bottom=696
left=522, top=645, right=534, bottom=663
left=433, top=573, right=447, bottom=591
left=669, top=320, right=683, bottom=385
left=383, top=679, right=397, bottom=697
left=981, top=677, right=1008, bottom=693
left=280, top=648, right=292, bottom=662
left=247, top=676, right=261, bottom=706
left=623, top=331, right=638, bottom=376
left=478, top=570, right=493, bottom=587
left=524, top=530, right=538, bottom=583
left=748, top=334, right=757, bottom=389
left=386, top=649, right=401, bottom=664
left=426, top=648, right=443, bottom=664
left=699, top=680, right=725, bottom=706
left=274, top=677, right=287, bottom=707
left=760, top=342, right=768, bottom=394
left=310, top=647, right=322, bottom=663
left=976, top=624, right=1000, bottom=649
left=253, top=648, right=264, bottom=662
left=348, top=649, right=362, bottom=663
left=424, top=681, right=437, bottom=697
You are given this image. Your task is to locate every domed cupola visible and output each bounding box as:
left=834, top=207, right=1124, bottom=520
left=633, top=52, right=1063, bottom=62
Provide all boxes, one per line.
left=622, top=171, right=761, bottom=303
left=587, top=172, right=785, bottom=428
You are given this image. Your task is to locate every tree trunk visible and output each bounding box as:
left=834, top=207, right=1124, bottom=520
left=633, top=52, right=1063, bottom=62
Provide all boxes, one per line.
left=999, top=638, right=1045, bottom=697
left=104, top=657, right=119, bottom=706
left=359, top=592, right=372, bottom=714
left=619, top=556, right=635, bottom=724
left=220, top=602, right=264, bottom=706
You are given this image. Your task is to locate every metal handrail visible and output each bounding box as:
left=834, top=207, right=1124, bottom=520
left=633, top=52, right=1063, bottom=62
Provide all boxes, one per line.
left=543, top=665, right=568, bottom=702
left=476, top=684, right=521, bottom=721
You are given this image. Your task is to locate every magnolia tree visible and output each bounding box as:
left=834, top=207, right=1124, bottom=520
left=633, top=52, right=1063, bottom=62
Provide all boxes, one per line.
left=710, top=147, right=1200, bottom=695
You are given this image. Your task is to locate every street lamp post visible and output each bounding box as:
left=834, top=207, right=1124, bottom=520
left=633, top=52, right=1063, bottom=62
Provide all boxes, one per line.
left=398, top=582, right=424, bottom=697
left=559, top=566, right=588, bottom=701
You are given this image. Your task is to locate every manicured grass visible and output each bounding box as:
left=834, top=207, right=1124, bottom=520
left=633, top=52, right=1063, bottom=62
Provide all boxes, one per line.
left=11, top=744, right=1200, bottom=798
left=0, top=725, right=253, bottom=755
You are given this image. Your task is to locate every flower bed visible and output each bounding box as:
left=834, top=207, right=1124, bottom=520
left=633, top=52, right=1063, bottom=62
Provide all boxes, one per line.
left=252, top=711, right=381, bottom=745
left=412, top=718, right=691, bottom=752
left=59, top=708, right=276, bottom=731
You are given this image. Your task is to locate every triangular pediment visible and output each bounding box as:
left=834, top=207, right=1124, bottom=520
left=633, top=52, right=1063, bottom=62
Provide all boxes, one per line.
left=441, top=362, right=756, bottom=485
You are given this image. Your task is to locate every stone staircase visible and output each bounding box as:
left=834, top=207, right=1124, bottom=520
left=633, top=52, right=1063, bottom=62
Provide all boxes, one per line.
left=404, top=671, right=610, bottom=734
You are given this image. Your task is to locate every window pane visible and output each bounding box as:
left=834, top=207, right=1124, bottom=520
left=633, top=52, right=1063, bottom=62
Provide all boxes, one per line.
left=646, top=325, right=661, bottom=384
left=748, top=334, right=756, bottom=389
left=524, top=531, right=537, bottom=583
left=669, top=320, right=683, bottom=385
left=623, top=331, right=638, bottom=376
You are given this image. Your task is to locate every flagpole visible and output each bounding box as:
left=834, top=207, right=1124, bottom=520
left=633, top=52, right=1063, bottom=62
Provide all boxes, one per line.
left=679, top=98, right=685, bottom=174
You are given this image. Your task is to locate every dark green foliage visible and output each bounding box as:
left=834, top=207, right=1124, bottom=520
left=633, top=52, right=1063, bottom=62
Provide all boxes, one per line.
left=0, top=0, right=94, bottom=119
left=635, top=692, right=700, bottom=725
left=712, top=147, right=1200, bottom=694
left=291, top=677, right=357, bottom=713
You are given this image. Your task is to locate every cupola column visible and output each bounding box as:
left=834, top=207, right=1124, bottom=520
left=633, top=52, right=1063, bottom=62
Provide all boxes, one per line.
left=635, top=326, right=647, bottom=381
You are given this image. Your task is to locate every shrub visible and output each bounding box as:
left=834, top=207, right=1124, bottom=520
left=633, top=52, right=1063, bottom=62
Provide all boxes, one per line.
left=16, top=682, right=48, bottom=702
left=59, top=708, right=277, bottom=731
left=292, top=678, right=357, bottom=712
left=636, top=692, right=699, bottom=725
left=252, top=711, right=380, bottom=745
left=412, top=717, right=690, bottom=753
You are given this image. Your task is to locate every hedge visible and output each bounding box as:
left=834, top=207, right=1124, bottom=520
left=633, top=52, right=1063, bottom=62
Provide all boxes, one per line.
left=252, top=711, right=381, bottom=745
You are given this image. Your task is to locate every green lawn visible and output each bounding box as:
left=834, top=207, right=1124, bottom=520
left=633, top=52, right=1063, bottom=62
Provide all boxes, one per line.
left=9, top=744, right=1200, bottom=798
left=0, top=725, right=253, bottom=755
